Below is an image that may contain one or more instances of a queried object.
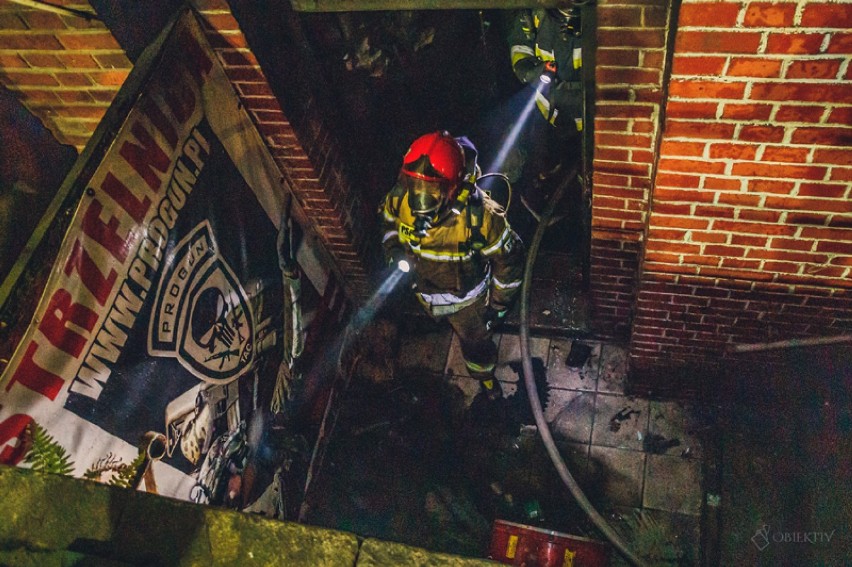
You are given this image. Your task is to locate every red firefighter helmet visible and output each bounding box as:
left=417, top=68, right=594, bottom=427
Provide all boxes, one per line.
left=400, top=131, right=465, bottom=217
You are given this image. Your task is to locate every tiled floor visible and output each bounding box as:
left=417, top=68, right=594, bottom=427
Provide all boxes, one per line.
left=400, top=325, right=706, bottom=565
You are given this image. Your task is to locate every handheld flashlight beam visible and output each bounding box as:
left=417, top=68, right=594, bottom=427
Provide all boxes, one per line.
left=486, top=81, right=546, bottom=176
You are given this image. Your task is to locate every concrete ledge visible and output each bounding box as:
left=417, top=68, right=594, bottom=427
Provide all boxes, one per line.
left=0, top=465, right=496, bottom=566
left=0, top=464, right=130, bottom=551
left=0, top=549, right=131, bottom=567
left=357, top=539, right=498, bottom=566
left=0, top=465, right=359, bottom=566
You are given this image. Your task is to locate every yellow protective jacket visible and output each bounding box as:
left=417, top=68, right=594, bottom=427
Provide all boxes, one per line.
left=381, top=186, right=524, bottom=316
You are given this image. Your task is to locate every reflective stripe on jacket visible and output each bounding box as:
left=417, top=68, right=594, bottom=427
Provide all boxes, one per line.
left=509, top=9, right=584, bottom=131
left=381, top=188, right=524, bottom=315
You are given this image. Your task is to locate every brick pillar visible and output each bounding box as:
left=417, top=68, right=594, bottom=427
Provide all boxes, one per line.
left=630, top=0, right=852, bottom=394
left=0, top=1, right=131, bottom=151
left=0, top=0, right=375, bottom=302
left=590, top=0, right=671, bottom=339
left=215, top=0, right=379, bottom=300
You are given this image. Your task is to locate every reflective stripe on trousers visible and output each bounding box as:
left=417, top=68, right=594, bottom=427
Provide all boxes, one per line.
left=443, top=294, right=497, bottom=382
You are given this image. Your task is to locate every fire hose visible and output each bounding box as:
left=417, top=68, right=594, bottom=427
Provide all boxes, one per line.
left=518, top=169, right=646, bottom=567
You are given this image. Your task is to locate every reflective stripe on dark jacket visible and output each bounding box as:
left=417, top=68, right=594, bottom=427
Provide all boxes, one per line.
left=509, top=9, right=584, bottom=131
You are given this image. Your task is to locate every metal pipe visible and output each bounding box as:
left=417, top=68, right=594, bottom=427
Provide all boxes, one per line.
left=518, top=168, right=646, bottom=567
left=728, top=334, right=852, bottom=354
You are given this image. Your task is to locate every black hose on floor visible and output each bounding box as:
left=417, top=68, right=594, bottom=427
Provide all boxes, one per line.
left=517, top=169, right=647, bottom=567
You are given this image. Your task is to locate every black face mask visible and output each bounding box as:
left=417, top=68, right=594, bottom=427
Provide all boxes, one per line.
left=553, top=7, right=581, bottom=39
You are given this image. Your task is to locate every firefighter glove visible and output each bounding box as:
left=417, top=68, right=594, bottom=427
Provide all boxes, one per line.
left=549, top=80, right=584, bottom=119
left=519, top=58, right=547, bottom=85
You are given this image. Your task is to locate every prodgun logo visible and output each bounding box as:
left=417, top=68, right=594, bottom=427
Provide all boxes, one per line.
left=148, top=221, right=254, bottom=383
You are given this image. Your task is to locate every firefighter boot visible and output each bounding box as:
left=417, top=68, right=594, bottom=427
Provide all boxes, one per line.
left=479, top=377, right=503, bottom=402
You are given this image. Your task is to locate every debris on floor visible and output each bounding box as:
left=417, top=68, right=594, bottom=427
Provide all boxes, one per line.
left=303, top=332, right=706, bottom=565
left=609, top=406, right=642, bottom=433
left=643, top=433, right=681, bottom=455
left=566, top=340, right=593, bottom=368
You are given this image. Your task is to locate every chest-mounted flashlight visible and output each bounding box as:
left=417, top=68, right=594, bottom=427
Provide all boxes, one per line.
left=540, top=61, right=558, bottom=84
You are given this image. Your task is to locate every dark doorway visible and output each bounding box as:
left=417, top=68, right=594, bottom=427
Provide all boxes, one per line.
left=297, top=8, right=594, bottom=335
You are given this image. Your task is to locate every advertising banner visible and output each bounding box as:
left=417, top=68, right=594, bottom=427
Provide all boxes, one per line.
left=0, top=9, right=333, bottom=511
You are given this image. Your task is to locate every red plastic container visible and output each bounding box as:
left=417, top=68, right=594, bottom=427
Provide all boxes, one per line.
left=489, top=519, right=611, bottom=567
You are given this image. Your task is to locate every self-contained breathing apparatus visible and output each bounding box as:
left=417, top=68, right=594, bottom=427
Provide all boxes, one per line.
left=387, top=133, right=511, bottom=254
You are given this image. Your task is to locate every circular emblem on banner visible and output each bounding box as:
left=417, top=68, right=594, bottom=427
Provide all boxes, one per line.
left=148, top=221, right=254, bottom=383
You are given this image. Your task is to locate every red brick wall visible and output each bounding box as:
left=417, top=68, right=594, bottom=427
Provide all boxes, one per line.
left=198, top=0, right=375, bottom=298
left=0, top=0, right=372, bottom=300
left=0, top=1, right=130, bottom=150
left=630, top=0, right=852, bottom=388
left=591, top=0, right=671, bottom=339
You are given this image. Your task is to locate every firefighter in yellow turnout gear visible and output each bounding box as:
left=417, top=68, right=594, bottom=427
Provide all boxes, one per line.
left=381, top=132, right=525, bottom=400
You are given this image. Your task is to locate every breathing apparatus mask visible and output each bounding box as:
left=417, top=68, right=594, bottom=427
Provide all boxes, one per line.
left=401, top=172, right=447, bottom=236
left=554, top=3, right=582, bottom=38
